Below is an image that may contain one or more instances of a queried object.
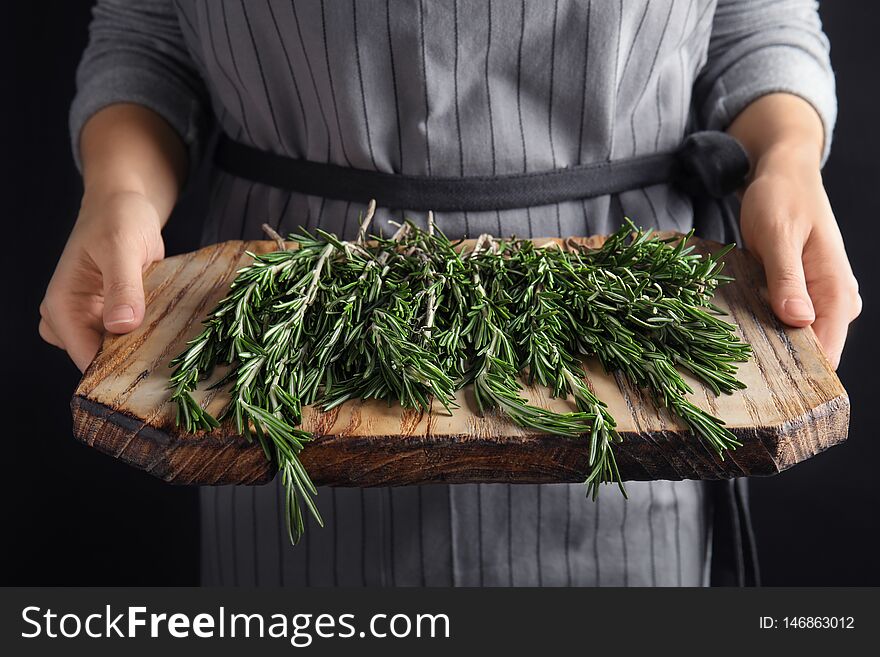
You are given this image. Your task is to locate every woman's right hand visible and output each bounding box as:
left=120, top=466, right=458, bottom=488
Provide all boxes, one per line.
left=39, top=190, right=165, bottom=371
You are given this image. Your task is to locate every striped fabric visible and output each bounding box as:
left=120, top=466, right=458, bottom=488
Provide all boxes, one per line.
left=71, top=0, right=836, bottom=586
left=201, top=482, right=710, bottom=587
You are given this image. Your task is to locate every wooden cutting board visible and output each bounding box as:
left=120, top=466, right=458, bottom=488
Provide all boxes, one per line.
left=71, top=235, right=849, bottom=487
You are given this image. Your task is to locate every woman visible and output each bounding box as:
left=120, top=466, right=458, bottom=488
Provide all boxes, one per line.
left=40, top=0, right=860, bottom=586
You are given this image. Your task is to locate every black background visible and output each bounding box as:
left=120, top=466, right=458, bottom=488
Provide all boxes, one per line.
left=2, top=3, right=877, bottom=586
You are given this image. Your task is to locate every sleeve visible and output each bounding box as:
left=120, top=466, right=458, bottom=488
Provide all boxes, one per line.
left=694, top=0, right=837, bottom=164
left=69, top=0, right=211, bottom=177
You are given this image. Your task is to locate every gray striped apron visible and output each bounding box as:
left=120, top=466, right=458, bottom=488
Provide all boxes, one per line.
left=185, top=0, right=757, bottom=587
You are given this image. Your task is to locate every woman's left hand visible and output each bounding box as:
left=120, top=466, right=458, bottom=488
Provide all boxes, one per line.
left=739, top=146, right=861, bottom=369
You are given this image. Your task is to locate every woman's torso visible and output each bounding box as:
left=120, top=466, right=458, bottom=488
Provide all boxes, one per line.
left=181, top=0, right=719, bottom=586
left=173, top=0, right=729, bottom=242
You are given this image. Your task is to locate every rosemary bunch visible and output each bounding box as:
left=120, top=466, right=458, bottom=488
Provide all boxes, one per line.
left=169, top=213, right=753, bottom=545
left=316, top=223, right=457, bottom=413
left=561, top=227, right=750, bottom=455
left=409, top=217, right=472, bottom=383
left=464, top=234, right=594, bottom=436
left=506, top=240, right=623, bottom=497
left=170, top=231, right=336, bottom=543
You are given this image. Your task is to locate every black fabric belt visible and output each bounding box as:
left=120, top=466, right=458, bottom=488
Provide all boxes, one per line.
left=214, top=130, right=750, bottom=211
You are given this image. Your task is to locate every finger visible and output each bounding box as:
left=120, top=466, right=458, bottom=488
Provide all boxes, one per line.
left=38, top=318, right=64, bottom=349
left=811, top=289, right=862, bottom=370
left=812, top=312, right=849, bottom=370
left=95, top=249, right=146, bottom=334
left=41, top=270, right=106, bottom=371
left=49, top=312, right=104, bottom=372
left=759, top=239, right=816, bottom=327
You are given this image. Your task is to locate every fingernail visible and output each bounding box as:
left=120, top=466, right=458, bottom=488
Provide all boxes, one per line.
left=105, top=304, right=135, bottom=327
left=783, top=298, right=815, bottom=322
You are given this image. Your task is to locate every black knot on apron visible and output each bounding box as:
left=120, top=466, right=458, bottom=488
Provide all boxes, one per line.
left=674, top=131, right=750, bottom=199
left=214, top=130, right=751, bottom=212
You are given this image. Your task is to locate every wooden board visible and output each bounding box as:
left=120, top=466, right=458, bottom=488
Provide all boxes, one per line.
left=71, top=235, right=849, bottom=487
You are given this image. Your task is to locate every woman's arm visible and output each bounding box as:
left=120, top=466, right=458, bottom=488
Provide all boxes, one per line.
left=81, top=103, right=186, bottom=221
left=728, top=93, right=860, bottom=368
left=39, top=104, right=186, bottom=371
left=693, top=0, right=858, bottom=367
left=42, top=0, right=209, bottom=370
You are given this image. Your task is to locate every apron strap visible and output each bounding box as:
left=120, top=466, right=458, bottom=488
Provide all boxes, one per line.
left=709, top=479, right=762, bottom=587
left=214, top=131, right=749, bottom=211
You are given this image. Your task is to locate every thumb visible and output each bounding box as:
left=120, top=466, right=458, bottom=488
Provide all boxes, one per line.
left=760, top=240, right=815, bottom=328
left=99, top=251, right=146, bottom=334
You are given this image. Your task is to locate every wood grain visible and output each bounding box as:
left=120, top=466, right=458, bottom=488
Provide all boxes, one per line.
left=71, top=235, right=850, bottom=487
